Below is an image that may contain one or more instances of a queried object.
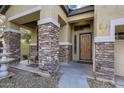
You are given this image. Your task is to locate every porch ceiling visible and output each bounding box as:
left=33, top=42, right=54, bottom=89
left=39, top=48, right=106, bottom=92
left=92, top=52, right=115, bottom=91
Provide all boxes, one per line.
left=73, top=19, right=93, bottom=26
left=22, top=21, right=37, bottom=29
left=10, top=11, right=40, bottom=25
left=58, top=16, right=66, bottom=27
left=68, top=16, right=93, bottom=25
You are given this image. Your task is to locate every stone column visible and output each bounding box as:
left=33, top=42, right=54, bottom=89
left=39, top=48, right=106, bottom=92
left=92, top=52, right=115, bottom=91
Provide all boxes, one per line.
left=4, top=28, right=21, bottom=62
left=59, top=43, right=72, bottom=63
left=38, top=18, right=60, bottom=74
left=95, top=39, right=114, bottom=83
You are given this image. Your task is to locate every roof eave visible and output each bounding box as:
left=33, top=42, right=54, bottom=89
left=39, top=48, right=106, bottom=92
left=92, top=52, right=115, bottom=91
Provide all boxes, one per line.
left=0, top=5, right=10, bottom=15
left=60, top=5, right=94, bottom=17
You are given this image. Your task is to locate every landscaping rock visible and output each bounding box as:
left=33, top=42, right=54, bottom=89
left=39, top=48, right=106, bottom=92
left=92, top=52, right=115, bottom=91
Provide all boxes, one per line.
left=87, top=78, right=116, bottom=88
left=0, top=67, right=60, bottom=88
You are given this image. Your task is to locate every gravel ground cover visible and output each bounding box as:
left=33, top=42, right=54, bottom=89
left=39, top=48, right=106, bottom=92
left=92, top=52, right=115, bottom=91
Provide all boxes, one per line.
left=0, top=67, right=60, bottom=88
left=87, top=78, right=116, bottom=88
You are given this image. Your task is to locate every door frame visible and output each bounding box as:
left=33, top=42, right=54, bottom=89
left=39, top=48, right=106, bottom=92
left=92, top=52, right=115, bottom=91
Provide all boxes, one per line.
left=79, top=32, right=92, bottom=61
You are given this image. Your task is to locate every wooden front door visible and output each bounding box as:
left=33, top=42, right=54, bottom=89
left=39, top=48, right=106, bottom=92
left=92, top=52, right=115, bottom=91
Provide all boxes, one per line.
left=80, top=33, right=92, bottom=60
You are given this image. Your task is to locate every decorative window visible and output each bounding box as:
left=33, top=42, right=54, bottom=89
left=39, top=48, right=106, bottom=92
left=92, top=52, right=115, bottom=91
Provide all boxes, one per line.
left=74, top=35, right=77, bottom=54
left=74, top=24, right=90, bottom=31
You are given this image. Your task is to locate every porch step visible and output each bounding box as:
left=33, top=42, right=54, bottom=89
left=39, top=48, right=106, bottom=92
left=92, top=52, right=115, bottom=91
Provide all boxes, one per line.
left=9, top=64, right=50, bottom=78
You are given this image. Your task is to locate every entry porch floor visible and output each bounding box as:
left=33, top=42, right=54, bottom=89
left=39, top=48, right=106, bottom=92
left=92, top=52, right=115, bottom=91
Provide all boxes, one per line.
left=59, top=62, right=93, bottom=88
left=59, top=61, right=124, bottom=88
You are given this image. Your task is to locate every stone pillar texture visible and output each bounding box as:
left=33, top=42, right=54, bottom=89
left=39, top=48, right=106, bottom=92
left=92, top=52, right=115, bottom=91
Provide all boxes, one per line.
left=4, top=31, right=21, bottom=62
left=38, top=22, right=59, bottom=73
left=95, top=42, right=114, bottom=82
left=59, top=45, right=72, bottom=63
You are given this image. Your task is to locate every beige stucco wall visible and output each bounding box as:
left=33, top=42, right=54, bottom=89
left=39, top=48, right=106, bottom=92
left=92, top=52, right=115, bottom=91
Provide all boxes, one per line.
left=40, top=5, right=67, bottom=23
left=5, top=5, right=38, bottom=18
left=21, top=42, right=29, bottom=60
left=115, top=25, right=124, bottom=76
left=7, top=22, right=20, bottom=30
left=115, top=40, right=124, bottom=76
left=31, top=28, right=37, bottom=43
left=95, top=5, right=124, bottom=36
left=59, top=23, right=71, bottom=42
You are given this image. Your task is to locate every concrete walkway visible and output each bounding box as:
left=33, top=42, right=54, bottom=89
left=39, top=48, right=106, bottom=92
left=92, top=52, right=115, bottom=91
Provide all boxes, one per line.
left=59, top=62, right=93, bottom=88
left=115, top=75, right=124, bottom=88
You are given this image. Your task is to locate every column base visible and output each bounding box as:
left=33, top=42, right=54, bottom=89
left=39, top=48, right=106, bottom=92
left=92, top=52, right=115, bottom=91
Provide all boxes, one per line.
left=39, top=63, right=60, bottom=74
left=0, top=64, right=8, bottom=77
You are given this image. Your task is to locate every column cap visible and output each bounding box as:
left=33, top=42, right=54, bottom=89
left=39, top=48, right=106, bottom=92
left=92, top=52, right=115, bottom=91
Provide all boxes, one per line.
left=59, top=42, right=72, bottom=45
left=4, top=28, right=20, bottom=34
left=38, top=17, right=60, bottom=28
left=30, top=43, right=37, bottom=46
left=94, top=36, right=115, bottom=42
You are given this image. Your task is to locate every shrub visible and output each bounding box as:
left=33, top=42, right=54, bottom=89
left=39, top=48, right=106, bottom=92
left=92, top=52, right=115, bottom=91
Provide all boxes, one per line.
left=23, top=55, right=28, bottom=60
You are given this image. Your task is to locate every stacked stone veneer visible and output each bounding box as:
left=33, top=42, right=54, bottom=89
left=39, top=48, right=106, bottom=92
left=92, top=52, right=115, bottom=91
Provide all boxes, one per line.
left=4, top=31, right=21, bottom=62
left=0, top=41, right=3, bottom=53
left=29, top=44, right=38, bottom=61
left=38, top=23, right=59, bottom=73
left=59, top=45, right=72, bottom=63
left=95, top=42, right=114, bottom=82
left=29, top=44, right=37, bottom=56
